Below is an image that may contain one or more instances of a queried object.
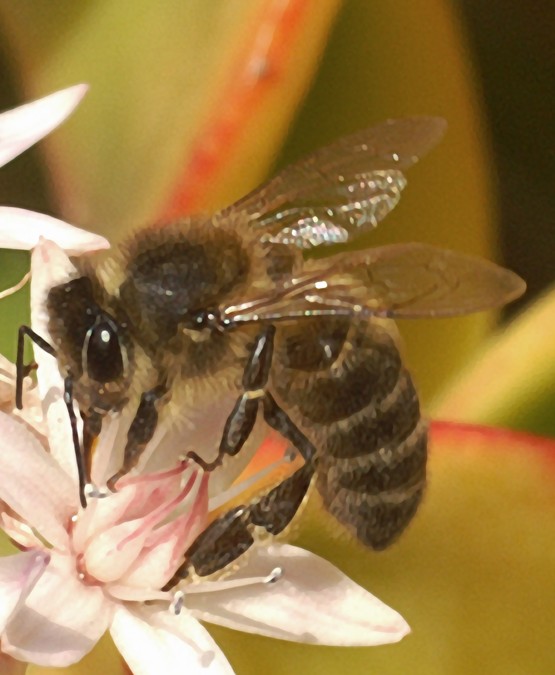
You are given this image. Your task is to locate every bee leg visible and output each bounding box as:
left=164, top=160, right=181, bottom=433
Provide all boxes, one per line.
left=107, top=382, right=168, bottom=490
left=165, top=463, right=314, bottom=585
left=187, top=325, right=276, bottom=472
left=16, top=326, right=90, bottom=508
left=16, top=325, right=56, bottom=409
left=168, top=388, right=317, bottom=584
left=165, top=506, right=253, bottom=584
left=261, top=392, right=317, bottom=465
left=63, top=377, right=88, bottom=508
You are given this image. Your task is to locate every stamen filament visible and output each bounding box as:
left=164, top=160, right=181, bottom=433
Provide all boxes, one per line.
left=116, top=469, right=200, bottom=551
left=0, top=270, right=31, bottom=299
left=116, top=458, right=190, bottom=488
left=208, top=452, right=290, bottom=511
left=182, top=565, right=284, bottom=595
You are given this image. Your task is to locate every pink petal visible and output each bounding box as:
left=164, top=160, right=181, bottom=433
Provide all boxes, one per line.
left=1, top=552, right=111, bottom=667
left=186, top=544, right=410, bottom=646
left=0, top=551, right=49, bottom=630
left=84, top=469, right=198, bottom=583
left=110, top=604, right=234, bottom=675
left=83, top=519, right=150, bottom=583
left=0, top=411, right=77, bottom=547
left=0, top=84, right=88, bottom=168
left=71, top=488, right=139, bottom=555
left=0, top=207, right=109, bottom=254
left=120, top=512, right=197, bottom=589
left=30, top=239, right=80, bottom=479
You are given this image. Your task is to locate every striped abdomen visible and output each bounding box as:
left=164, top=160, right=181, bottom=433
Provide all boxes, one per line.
left=272, top=317, right=427, bottom=549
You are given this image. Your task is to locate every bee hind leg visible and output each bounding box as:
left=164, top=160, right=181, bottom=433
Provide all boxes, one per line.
left=165, top=462, right=313, bottom=585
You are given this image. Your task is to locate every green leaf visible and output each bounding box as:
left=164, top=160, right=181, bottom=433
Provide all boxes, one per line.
left=435, top=285, right=555, bottom=436
left=0, top=1, right=341, bottom=238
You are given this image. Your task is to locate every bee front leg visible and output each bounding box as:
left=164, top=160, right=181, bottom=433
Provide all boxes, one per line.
left=187, top=324, right=276, bottom=472
left=17, top=326, right=91, bottom=508
left=107, top=382, right=168, bottom=490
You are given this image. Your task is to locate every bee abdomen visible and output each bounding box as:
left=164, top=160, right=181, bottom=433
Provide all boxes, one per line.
left=317, top=407, right=427, bottom=549
left=274, top=318, right=426, bottom=550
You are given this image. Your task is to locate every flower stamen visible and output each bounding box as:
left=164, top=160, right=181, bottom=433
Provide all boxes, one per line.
left=181, top=564, right=284, bottom=596
left=208, top=449, right=292, bottom=511
left=0, top=270, right=31, bottom=300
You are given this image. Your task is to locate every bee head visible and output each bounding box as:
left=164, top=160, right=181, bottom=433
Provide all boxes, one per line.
left=46, top=275, right=134, bottom=413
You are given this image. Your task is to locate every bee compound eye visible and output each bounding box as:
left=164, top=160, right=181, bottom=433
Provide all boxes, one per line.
left=84, top=320, right=125, bottom=382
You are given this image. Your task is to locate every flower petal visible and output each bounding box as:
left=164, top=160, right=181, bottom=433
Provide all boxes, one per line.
left=0, top=512, right=44, bottom=549
left=30, top=239, right=80, bottom=479
left=0, top=550, right=49, bottom=630
left=0, top=207, right=109, bottom=254
left=0, top=354, right=18, bottom=407
left=2, top=552, right=111, bottom=667
left=186, top=543, right=410, bottom=646
left=0, top=84, right=87, bottom=168
left=0, top=354, right=45, bottom=436
left=0, top=411, right=77, bottom=547
left=120, top=511, right=198, bottom=589
left=110, top=604, right=234, bottom=675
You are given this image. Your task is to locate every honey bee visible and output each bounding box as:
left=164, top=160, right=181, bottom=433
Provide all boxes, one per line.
left=17, top=117, right=525, bottom=581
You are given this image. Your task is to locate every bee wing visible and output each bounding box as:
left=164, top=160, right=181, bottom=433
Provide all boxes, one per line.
left=221, top=243, right=526, bottom=325
left=220, top=117, right=447, bottom=250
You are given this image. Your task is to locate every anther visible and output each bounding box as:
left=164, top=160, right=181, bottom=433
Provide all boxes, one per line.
left=171, top=591, right=185, bottom=615
left=85, top=483, right=109, bottom=499
left=264, top=567, right=283, bottom=584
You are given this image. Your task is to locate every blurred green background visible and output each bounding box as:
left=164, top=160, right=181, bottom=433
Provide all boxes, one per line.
left=1, top=1, right=554, bottom=674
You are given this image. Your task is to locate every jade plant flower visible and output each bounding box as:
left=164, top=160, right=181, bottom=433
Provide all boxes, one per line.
left=0, top=89, right=410, bottom=672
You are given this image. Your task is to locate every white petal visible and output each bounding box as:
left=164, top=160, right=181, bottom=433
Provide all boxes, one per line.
left=0, top=512, right=44, bottom=549
left=71, top=488, right=138, bottom=555
left=0, top=550, right=49, bottom=630
left=0, top=207, right=109, bottom=254
left=0, top=354, right=46, bottom=437
left=0, top=84, right=88, bottom=168
left=186, top=544, right=410, bottom=646
left=2, top=552, right=112, bottom=667
left=84, top=519, right=149, bottom=583
left=30, top=239, right=80, bottom=479
left=0, top=411, right=76, bottom=547
left=110, top=604, right=234, bottom=675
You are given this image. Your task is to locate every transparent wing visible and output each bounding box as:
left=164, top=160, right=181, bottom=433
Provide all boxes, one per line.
left=221, top=117, right=447, bottom=249
left=221, top=243, right=526, bottom=325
